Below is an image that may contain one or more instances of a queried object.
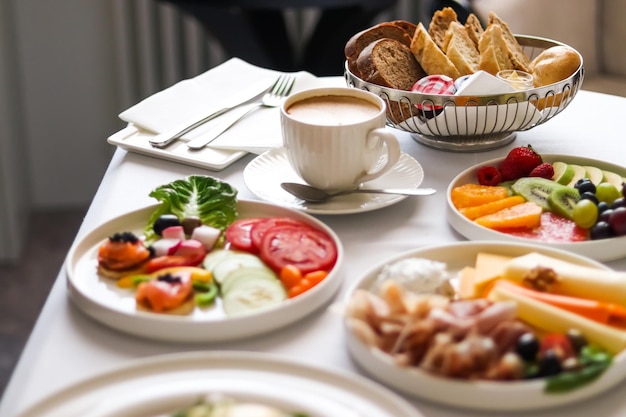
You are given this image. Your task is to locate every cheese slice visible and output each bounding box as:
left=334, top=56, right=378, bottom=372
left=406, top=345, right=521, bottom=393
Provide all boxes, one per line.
left=473, top=252, right=513, bottom=295
left=501, top=252, right=626, bottom=306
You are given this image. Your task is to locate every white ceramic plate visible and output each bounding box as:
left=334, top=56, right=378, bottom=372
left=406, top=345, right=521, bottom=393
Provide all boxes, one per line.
left=243, top=146, right=424, bottom=214
left=15, top=351, right=424, bottom=417
left=65, top=200, right=344, bottom=342
left=344, top=241, right=626, bottom=411
left=447, top=154, right=626, bottom=262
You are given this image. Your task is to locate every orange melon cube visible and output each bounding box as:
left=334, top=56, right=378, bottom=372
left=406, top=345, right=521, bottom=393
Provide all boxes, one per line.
left=450, top=184, right=509, bottom=209
left=475, top=201, right=543, bottom=229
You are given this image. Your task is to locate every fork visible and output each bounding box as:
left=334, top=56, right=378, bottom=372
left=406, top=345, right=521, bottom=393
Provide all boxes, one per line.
left=186, top=74, right=296, bottom=150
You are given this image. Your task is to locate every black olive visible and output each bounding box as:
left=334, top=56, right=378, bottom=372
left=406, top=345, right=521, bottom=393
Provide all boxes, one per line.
left=538, top=349, right=562, bottom=377
left=181, top=216, right=202, bottom=236
left=515, top=332, right=539, bottom=362
left=153, top=214, right=181, bottom=236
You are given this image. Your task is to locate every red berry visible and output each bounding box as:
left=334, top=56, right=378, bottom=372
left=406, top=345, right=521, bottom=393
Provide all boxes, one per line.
left=476, top=165, right=502, bottom=186
left=499, top=145, right=543, bottom=181
left=529, top=162, right=555, bottom=179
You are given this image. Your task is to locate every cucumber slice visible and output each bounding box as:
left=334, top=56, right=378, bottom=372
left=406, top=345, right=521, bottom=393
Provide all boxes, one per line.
left=212, top=253, right=267, bottom=285
left=220, top=266, right=278, bottom=295
left=222, top=275, right=287, bottom=316
left=202, top=249, right=232, bottom=272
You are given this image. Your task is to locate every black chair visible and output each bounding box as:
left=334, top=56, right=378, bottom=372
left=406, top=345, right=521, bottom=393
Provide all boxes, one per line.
left=158, top=0, right=399, bottom=76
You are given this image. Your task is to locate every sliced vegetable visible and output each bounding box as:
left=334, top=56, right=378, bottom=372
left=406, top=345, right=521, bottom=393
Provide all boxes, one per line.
left=191, top=224, right=221, bottom=250
left=259, top=225, right=337, bottom=274
left=249, top=217, right=306, bottom=250
left=222, top=274, right=287, bottom=316
left=117, top=266, right=212, bottom=288
left=490, top=280, right=626, bottom=326
left=225, top=218, right=263, bottom=252
left=211, top=252, right=268, bottom=285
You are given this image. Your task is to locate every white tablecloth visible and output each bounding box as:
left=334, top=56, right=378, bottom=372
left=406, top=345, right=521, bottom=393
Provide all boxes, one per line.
left=1, top=80, right=626, bottom=417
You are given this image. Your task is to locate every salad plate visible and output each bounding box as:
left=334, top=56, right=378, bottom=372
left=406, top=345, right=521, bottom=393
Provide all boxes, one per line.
left=343, top=241, right=626, bottom=411
left=243, top=147, right=424, bottom=215
left=65, top=199, right=344, bottom=342
left=15, top=351, right=423, bottom=417
left=447, top=154, right=626, bottom=262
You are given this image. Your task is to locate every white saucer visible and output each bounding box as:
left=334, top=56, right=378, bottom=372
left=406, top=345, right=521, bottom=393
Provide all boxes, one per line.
left=243, top=147, right=425, bottom=215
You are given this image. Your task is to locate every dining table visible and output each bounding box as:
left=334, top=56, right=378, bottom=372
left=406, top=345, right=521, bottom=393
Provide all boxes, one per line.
left=1, top=71, right=626, bottom=417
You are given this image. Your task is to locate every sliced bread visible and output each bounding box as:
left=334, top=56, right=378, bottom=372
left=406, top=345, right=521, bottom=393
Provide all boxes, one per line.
left=356, top=38, right=425, bottom=91
left=478, top=24, right=513, bottom=75
left=488, top=11, right=531, bottom=72
left=464, top=13, right=484, bottom=49
left=345, top=22, right=412, bottom=76
left=443, top=21, right=480, bottom=76
left=411, top=22, right=461, bottom=80
left=428, top=7, right=458, bottom=50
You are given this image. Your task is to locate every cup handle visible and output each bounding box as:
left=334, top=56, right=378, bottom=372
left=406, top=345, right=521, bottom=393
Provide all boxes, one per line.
left=358, top=128, right=401, bottom=184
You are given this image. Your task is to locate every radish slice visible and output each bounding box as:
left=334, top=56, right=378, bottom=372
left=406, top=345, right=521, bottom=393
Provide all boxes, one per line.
left=191, top=225, right=222, bottom=250
left=162, top=225, right=185, bottom=240
left=151, top=238, right=181, bottom=257
left=174, top=239, right=207, bottom=258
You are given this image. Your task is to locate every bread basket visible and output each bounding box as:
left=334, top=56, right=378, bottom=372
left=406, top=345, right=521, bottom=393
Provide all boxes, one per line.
left=344, top=35, right=584, bottom=152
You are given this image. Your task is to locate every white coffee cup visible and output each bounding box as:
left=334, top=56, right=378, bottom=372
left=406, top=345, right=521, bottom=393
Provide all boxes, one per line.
left=280, top=87, right=401, bottom=191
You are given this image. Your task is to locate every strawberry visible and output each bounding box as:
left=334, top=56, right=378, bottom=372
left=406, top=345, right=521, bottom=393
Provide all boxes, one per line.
left=476, top=165, right=502, bottom=186
left=529, top=162, right=555, bottom=179
left=499, top=145, right=543, bottom=181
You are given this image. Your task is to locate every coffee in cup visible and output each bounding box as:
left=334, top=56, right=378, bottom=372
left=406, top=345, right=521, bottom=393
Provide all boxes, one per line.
left=281, top=87, right=401, bottom=192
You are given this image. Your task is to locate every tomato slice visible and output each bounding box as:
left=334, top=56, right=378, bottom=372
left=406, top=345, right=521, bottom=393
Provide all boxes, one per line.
left=250, top=217, right=308, bottom=250
left=225, top=218, right=265, bottom=252
left=259, top=224, right=337, bottom=274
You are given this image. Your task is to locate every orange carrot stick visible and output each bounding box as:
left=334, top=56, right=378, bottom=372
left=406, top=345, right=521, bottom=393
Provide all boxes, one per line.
left=489, top=280, right=626, bottom=326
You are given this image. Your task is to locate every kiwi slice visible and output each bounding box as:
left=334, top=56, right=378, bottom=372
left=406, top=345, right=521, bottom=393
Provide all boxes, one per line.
left=547, top=186, right=580, bottom=220
left=511, top=177, right=564, bottom=211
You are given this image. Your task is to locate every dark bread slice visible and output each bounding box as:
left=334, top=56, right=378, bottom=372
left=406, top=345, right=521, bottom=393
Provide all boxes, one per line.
left=356, top=38, right=426, bottom=123
left=356, top=38, right=425, bottom=91
left=390, top=19, right=417, bottom=37
left=345, top=22, right=412, bottom=76
left=428, top=7, right=458, bottom=50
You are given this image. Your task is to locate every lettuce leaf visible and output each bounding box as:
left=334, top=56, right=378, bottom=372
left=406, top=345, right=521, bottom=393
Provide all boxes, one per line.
left=144, top=175, right=238, bottom=241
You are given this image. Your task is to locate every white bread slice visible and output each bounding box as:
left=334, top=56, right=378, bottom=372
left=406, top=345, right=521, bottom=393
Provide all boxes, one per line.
left=478, top=24, right=513, bottom=75
left=464, top=13, right=484, bottom=49
left=443, top=21, right=480, bottom=76
left=488, top=11, right=531, bottom=72
left=428, top=7, right=458, bottom=50
left=411, top=22, right=461, bottom=79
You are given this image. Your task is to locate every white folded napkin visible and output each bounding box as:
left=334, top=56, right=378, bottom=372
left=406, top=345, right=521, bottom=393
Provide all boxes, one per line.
left=119, top=57, right=333, bottom=154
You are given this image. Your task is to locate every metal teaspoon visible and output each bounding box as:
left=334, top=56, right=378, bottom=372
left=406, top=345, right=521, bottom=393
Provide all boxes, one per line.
left=280, top=182, right=436, bottom=203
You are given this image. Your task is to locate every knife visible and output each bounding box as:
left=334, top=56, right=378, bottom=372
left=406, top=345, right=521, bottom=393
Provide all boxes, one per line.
left=148, top=79, right=274, bottom=148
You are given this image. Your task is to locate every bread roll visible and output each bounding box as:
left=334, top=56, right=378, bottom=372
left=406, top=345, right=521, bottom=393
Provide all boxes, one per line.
left=530, top=45, right=581, bottom=87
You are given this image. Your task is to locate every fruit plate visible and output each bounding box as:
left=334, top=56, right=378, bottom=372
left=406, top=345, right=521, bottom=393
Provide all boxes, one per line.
left=343, top=241, right=626, bottom=412
left=65, top=200, right=344, bottom=343
left=447, top=154, right=626, bottom=262
left=15, top=351, right=423, bottom=417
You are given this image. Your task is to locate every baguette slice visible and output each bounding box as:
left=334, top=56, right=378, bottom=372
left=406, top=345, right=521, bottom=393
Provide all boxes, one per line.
left=411, top=22, right=461, bottom=80
left=443, top=21, right=480, bottom=76
left=488, top=11, right=531, bottom=72
left=464, top=13, right=484, bottom=49
left=478, top=24, right=513, bottom=75
left=428, top=7, right=458, bottom=50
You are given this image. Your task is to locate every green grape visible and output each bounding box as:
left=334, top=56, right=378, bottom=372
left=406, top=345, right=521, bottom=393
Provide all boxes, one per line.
left=573, top=199, right=598, bottom=229
left=595, top=183, right=621, bottom=204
